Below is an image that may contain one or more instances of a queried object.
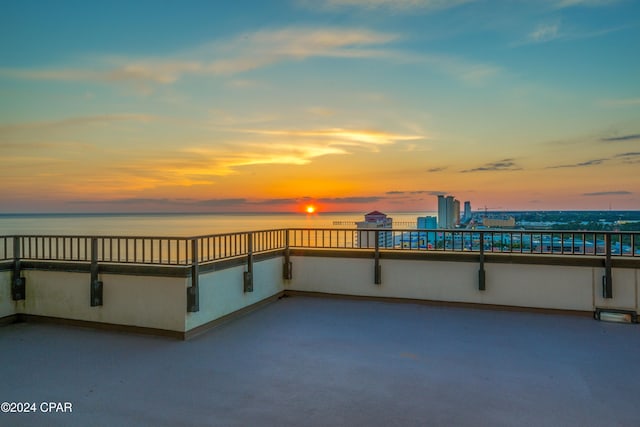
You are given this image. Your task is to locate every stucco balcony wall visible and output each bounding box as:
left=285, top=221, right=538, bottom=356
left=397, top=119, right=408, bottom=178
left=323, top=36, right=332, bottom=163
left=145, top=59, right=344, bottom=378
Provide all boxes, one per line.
left=18, top=270, right=187, bottom=332
left=0, top=269, right=14, bottom=320
left=288, top=254, right=639, bottom=314
left=186, top=256, right=285, bottom=332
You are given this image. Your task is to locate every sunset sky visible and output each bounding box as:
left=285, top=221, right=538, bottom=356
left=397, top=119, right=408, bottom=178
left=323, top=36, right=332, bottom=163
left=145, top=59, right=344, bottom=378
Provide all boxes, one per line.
left=1, top=0, right=639, bottom=213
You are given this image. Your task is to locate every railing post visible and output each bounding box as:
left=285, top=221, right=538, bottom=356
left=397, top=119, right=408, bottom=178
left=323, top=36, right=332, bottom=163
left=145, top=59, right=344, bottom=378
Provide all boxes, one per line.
left=374, top=230, right=381, bottom=285
left=244, top=233, right=254, bottom=292
left=12, top=237, right=26, bottom=301
left=478, top=232, right=486, bottom=291
left=187, top=238, right=200, bottom=312
left=90, top=237, right=103, bottom=307
left=283, top=230, right=292, bottom=280
left=603, top=233, right=613, bottom=299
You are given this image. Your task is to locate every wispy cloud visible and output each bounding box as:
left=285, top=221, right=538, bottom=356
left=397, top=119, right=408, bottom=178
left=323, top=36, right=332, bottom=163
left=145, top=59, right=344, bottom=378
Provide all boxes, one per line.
left=0, top=114, right=156, bottom=134
left=317, top=196, right=382, bottom=203
left=582, top=191, right=632, bottom=196
left=554, top=0, right=622, bottom=8
left=161, top=127, right=424, bottom=179
left=195, top=198, right=249, bottom=206
left=615, top=152, right=640, bottom=158
left=515, top=20, right=626, bottom=47
left=421, top=55, right=500, bottom=85
left=303, top=0, right=474, bottom=12
left=244, top=128, right=423, bottom=146
left=614, top=152, right=640, bottom=164
left=2, top=116, right=424, bottom=195
left=601, top=134, right=640, bottom=142
left=69, top=197, right=186, bottom=206
left=184, top=143, right=346, bottom=173
left=546, top=158, right=607, bottom=169
left=66, top=195, right=389, bottom=210
left=386, top=190, right=446, bottom=195
left=0, top=27, right=400, bottom=92
left=427, top=166, right=447, bottom=172
left=0, top=25, right=500, bottom=89
left=528, top=23, right=561, bottom=43
left=462, top=158, right=521, bottom=172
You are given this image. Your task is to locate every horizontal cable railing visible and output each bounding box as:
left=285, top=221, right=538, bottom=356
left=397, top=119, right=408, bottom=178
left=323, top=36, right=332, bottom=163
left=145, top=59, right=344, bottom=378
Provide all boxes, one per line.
left=1, top=229, right=638, bottom=266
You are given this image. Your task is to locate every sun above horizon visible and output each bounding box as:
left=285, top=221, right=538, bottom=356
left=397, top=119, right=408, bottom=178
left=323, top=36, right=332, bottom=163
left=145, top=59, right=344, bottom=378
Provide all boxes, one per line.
left=306, top=205, right=316, bottom=214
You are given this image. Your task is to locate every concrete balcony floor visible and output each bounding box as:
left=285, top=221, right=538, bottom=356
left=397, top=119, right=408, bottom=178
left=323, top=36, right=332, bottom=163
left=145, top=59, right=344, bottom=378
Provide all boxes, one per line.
left=1, top=296, right=639, bottom=427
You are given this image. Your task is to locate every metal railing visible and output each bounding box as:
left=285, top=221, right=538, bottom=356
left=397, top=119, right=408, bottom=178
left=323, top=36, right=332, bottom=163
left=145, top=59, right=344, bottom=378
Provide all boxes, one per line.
left=194, top=229, right=287, bottom=263
left=287, top=228, right=640, bottom=257
left=1, top=229, right=638, bottom=266
left=0, top=229, right=289, bottom=266
left=0, top=236, right=12, bottom=261
left=289, top=228, right=640, bottom=256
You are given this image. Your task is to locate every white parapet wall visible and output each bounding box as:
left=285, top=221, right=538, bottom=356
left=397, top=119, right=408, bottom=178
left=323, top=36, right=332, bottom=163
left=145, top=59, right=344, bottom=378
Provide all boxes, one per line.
left=2, top=253, right=638, bottom=336
left=186, top=256, right=285, bottom=332
left=483, top=263, right=593, bottom=311
left=288, top=255, right=640, bottom=313
left=17, top=270, right=188, bottom=332
left=597, top=268, right=639, bottom=312
left=0, top=255, right=285, bottom=336
left=0, top=270, right=15, bottom=320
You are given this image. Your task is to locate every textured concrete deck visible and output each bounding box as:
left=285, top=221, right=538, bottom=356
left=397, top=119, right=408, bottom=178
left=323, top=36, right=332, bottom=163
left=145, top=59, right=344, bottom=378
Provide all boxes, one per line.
left=1, top=296, right=639, bottom=427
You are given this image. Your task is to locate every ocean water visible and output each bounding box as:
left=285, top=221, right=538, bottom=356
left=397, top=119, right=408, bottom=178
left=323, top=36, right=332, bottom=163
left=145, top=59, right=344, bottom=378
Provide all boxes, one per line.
left=0, top=212, right=434, bottom=236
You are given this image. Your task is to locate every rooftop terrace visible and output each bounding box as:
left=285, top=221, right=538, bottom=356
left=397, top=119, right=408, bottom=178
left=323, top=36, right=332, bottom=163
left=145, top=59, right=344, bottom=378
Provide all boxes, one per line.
left=1, top=228, right=639, bottom=425
left=2, top=295, right=639, bottom=426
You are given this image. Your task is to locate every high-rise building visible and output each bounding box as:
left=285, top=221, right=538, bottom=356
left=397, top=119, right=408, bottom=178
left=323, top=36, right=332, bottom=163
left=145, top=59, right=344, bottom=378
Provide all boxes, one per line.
left=453, top=199, right=461, bottom=226
left=437, top=195, right=460, bottom=228
left=463, top=201, right=472, bottom=222
left=417, top=216, right=437, bottom=248
left=437, top=195, right=447, bottom=228
left=356, top=211, right=393, bottom=248
left=417, top=216, right=437, bottom=229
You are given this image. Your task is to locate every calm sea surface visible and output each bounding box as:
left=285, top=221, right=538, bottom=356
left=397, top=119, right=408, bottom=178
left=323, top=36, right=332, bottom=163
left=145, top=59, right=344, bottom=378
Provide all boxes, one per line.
left=0, top=212, right=435, bottom=236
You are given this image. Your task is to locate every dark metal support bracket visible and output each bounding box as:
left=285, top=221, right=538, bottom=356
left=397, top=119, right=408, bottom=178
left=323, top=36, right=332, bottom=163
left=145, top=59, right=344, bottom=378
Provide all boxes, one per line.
left=602, top=234, right=613, bottom=299
left=90, top=238, right=103, bottom=307
left=478, top=232, right=486, bottom=291
left=374, top=231, right=381, bottom=285
left=12, top=237, right=26, bottom=301
left=283, top=231, right=292, bottom=280
left=187, top=239, right=200, bottom=312
left=244, top=233, right=254, bottom=292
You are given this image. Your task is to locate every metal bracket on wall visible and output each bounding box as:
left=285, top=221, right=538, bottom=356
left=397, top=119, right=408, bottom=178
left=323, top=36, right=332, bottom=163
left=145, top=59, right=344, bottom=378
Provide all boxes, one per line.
left=602, top=234, right=613, bottom=299
left=478, top=232, right=486, bottom=291
left=244, top=233, right=254, bottom=293
left=90, top=238, right=103, bottom=307
left=374, top=231, right=381, bottom=285
left=187, top=239, right=200, bottom=312
left=12, top=237, right=26, bottom=301
left=283, top=231, right=292, bottom=280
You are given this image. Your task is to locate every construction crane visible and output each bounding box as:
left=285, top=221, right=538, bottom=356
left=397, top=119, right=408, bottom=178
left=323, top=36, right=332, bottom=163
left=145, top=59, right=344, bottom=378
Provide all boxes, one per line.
left=478, top=206, right=503, bottom=219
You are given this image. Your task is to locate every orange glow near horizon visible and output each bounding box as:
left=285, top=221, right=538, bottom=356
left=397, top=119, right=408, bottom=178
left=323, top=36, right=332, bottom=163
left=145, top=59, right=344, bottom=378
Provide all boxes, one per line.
left=305, top=205, right=316, bottom=214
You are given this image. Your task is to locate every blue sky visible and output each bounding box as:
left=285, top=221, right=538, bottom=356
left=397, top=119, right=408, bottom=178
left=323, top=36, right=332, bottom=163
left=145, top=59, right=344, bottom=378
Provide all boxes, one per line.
left=1, top=0, right=639, bottom=212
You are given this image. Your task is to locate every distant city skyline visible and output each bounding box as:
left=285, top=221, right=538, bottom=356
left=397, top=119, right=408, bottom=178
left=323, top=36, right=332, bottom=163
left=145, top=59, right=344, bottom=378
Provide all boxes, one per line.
left=1, top=1, right=639, bottom=213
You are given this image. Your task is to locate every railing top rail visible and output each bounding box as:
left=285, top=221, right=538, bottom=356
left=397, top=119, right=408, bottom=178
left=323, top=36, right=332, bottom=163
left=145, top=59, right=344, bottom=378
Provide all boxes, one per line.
left=3, top=234, right=194, bottom=240
left=2, top=228, right=639, bottom=239
left=190, top=228, right=288, bottom=239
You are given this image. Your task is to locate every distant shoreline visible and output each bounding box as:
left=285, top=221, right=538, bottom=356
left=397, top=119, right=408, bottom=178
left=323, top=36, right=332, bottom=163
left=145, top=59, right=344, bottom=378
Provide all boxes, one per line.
left=1, top=209, right=639, bottom=217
